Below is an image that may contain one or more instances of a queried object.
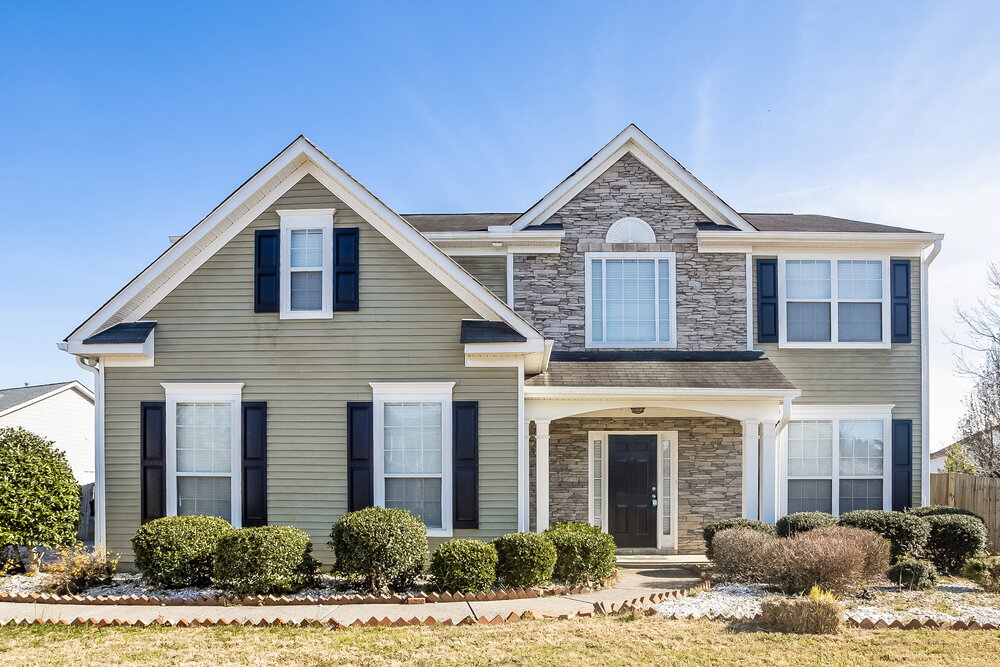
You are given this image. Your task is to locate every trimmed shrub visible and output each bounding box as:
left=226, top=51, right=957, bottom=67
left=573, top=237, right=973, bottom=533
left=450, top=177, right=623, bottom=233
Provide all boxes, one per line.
left=768, top=530, right=866, bottom=596
left=837, top=510, right=930, bottom=559
left=908, top=505, right=986, bottom=526
left=544, top=522, right=617, bottom=585
left=809, top=526, right=891, bottom=583
left=132, top=515, right=235, bottom=589
left=212, top=526, right=318, bottom=595
left=0, top=427, right=80, bottom=570
left=759, top=587, right=842, bottom=634
left=922, top=514, right=988, bottom=575
left=329, top=507, right=428, bottom=594
left=887, top=557, right=937, bottom=591
left=776, top=512, right=837, bottom=537
left=703, top=518, right=775, bottom=559
left=962, top=556, right=1000, bottom=593
left=492, top=532, right=557, bottom=588
left=711, top=527, right=778, bottom=583
left=429, top=540, right=497, bottom=593
left=43, top=544, right=118, bottom=595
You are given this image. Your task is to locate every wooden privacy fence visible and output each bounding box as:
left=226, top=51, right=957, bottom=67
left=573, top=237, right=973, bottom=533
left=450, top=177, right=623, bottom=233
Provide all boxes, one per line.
left=931, top=473, right=1000, bottom=552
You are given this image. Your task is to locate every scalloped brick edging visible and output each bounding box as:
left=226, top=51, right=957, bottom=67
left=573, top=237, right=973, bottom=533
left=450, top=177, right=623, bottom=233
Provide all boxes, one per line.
left=659, top=610, right=1000, bottom=631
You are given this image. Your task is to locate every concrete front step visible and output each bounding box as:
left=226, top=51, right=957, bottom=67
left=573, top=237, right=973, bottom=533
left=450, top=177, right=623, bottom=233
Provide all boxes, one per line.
left=616, top=555, right=709, bottom=569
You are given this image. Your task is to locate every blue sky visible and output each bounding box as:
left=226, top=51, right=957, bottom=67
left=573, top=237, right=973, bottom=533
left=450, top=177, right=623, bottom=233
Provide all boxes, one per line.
left=1, top=1, right=998, bottom=450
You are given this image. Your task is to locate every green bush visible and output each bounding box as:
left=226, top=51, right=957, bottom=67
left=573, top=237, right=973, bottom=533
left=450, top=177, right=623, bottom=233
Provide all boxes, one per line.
left=429, top=540, right=497, bottom=593
left=776, top=512, right=837, bottom=537
left=132, top=515, right=235, bottom=588
left=837, top=510, right=930, bottom=560
left=492, top=532, right=557, bottom=588
left=887, top=557, right=937, bottom=591
left=922, top=514, right=988, bottom=575
left=962, top=556, right=1000, bottom=593
left=0, top=427, right=80, bottom=570
left=543, top=522, right=617, bottom=585
left=703, top=518, right=775, bottom=559
left=212, top=526, right=319, bottom=595
left=908, top=505, right=987, bottom=526
left=328, top=507, right=428, bottom=594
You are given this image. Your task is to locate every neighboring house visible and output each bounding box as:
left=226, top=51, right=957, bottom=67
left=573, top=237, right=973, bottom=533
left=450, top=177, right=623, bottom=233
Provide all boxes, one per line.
left=59, top=126, right=943, bottom=559
left=930, top=446, right=950, bottom=474
left=0, top=381, right=95, bottom=484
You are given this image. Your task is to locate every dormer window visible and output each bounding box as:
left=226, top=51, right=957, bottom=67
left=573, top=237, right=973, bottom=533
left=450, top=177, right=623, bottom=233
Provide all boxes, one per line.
left=278, top=209, right=335, bottom=319
left=585, top=252, right=676, bottom=348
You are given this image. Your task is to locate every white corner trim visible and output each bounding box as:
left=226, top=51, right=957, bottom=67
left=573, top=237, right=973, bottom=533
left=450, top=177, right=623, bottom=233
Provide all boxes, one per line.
left=920, top=240, right=942, bottom=505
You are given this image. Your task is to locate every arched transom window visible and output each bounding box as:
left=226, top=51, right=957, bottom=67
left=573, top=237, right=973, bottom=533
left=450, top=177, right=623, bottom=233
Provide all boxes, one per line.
left=605, top=217, right=657, bottom=244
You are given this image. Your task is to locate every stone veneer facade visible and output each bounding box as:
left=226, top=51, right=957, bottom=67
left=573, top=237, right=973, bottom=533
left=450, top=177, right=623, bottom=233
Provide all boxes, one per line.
left=529, top=416, right=743, bottom=553
left=513, top=153, right=747, bottom=351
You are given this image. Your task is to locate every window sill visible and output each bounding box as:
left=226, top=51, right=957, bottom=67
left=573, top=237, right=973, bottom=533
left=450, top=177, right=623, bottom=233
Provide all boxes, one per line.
left=585, top=341, right=678, bottom=349
left=777, top=341, right=891, bottom=350
left=279, top=310, right=333, bottom=320
left=426, top=528, right=453, bottom=538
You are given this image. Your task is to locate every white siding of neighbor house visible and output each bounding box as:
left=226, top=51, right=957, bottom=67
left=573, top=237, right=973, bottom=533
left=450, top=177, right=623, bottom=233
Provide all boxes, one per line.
left=0, top=388, right=95, bottom=484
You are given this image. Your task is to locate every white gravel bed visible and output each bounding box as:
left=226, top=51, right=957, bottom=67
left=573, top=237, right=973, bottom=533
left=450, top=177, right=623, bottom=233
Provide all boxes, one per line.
left=657, top=580, right=1000, bottom=626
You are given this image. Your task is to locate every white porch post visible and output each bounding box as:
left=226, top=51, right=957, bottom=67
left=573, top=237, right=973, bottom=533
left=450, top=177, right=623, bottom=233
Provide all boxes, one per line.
left=742, top=419, right=760, bottom=520
left=535, top=419, right=551, bottom=532
left=760, top=421, right=779, bottom=524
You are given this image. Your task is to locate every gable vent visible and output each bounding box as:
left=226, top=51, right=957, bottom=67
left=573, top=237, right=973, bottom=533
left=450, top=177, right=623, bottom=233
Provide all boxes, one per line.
left=605, top=217, right=656, bottom=243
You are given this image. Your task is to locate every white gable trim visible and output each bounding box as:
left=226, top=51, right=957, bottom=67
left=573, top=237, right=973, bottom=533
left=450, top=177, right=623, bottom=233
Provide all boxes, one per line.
left=66, top=137, right=543, bottom=345
left=510, top=125, right=754, bottom=232
left=0, top=381, right=94, bottom=419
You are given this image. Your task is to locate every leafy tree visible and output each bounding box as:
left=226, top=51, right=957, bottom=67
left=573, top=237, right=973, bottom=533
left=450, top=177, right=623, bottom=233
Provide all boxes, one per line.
left=943, top=443, right=979, bottom=475
left=0, top=427, right=80, bottom=570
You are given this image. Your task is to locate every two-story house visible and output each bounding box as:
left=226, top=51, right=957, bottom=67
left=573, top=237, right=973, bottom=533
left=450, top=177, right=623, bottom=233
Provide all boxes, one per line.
left=61, top=126, right=942, bottom=561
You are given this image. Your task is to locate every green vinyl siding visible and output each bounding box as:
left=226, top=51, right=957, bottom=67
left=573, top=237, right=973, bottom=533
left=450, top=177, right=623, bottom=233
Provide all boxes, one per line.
left=453, top=256, right=507, bottom=299
left=103, top=174, right=519, bottom=562
left=753, top=257, right=923, bottom=506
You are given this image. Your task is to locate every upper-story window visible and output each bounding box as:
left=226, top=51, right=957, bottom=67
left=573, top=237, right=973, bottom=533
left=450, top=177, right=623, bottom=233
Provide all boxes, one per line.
left=585, top=252, right=676, bottom=348
left=779, top=256, right=890, bottom=348
left=278, top=209, right=335, bottom=319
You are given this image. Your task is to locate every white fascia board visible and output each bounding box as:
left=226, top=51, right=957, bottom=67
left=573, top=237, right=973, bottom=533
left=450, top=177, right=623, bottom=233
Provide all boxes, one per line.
left=698, top=231, right=945, bottom=255
left=0, top=381, right=95, bottom=419
left=511, top=125, right=753, bottom=232
left=524, top=386, right=801, bottom=400
left=423, top=229, right=564, bottom=255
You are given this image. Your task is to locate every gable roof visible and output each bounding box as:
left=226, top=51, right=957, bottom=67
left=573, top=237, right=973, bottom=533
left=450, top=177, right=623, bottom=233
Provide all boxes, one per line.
left=66, top=137, right=543, bottom=345
left=509, top=124, right=755, bottom=232
left=0, top=381, right=94, bottom=417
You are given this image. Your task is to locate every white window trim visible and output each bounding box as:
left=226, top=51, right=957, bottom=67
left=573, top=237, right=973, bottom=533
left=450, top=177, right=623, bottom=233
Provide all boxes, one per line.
left=278, top=209, right=336, bottom=319
left=777, top=253, right=891, bottom=349
left=779, top=404, right=893, bottom=517
left=588, top=431, right=678, bottom=550
left=584, top=251, right=677, bottom=349
left=370, top=382, right=455, bottom=537
left=161, top=382, right=244, bottom=527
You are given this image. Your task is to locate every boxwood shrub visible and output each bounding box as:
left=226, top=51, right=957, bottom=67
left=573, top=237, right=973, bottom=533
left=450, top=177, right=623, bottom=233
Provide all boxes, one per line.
left=887, top=557, right=937, bottom=591
left=703, top=518, right=775, bottom=559
left=775, top=512, right=837, bottom=537
left=543, top=521, right=617, bottom=585
left=837, top=510, right=930, bottom=560
left=328, top=507, right=428, bottom=594
left=908, top=505, right=986, bottom=526
left=131, top=515, right=234, bottom=588
left=492, top=532, right=556, bottom=588
left=922, top=514, right=988, bottom=575
left=429, top=539, right=497, bottom=593
left=212, top=525, right=319, bottom=595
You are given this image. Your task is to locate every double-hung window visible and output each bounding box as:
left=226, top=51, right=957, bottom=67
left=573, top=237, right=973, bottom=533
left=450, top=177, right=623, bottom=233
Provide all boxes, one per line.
left=585, top=252, right=676, bottom=348
left=780, top=257, right=889, bottom=346
left=785, top=409, right=890, bottom=515
left=371, top=382, right=454, bottom=536
left=278, top=209, right=335, bottom=319
left=162, top=383, right=244, bottom=526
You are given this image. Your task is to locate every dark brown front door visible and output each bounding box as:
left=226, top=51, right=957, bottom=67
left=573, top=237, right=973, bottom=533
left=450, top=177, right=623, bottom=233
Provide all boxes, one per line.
left=608, top=434, right=657, bottom=548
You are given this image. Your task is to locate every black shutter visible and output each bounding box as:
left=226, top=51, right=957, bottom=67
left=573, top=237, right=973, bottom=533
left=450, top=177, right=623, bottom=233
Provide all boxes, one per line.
left=347, top=402, right=374, bottom=511
left=892, top=419, right=914, bottom=511
left=333, top=228, right=360, bottom=311
left=254, top=229, right=280, bottom=313
left=757, top=258, right=779, bottom=343
left=453, top=401, right=479, bottom=529
left=891, top=259, right=912, bottom=343
left=140, top=402, right=166, bottom=524
left=242, top=402, right=267, bottom=527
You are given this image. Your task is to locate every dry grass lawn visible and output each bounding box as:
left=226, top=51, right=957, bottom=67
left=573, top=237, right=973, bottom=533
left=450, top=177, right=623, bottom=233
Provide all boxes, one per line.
left=2, top=616, right=999, bottom=665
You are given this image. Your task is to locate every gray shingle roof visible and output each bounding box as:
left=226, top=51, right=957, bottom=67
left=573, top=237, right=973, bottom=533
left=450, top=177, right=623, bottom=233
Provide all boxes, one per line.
left=403, top=213, right=519, bottom=232
left=0, top=382, right=80, bottom=413
left=525, top=359, right=796, bottom=391
left=83, top=321, right=156, bottom=344
left=460, top=320, right=527, bottom=343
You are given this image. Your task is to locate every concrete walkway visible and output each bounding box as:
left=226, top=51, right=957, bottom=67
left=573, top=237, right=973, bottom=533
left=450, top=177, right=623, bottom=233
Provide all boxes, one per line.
left=0, top=568, right=702, bottom=625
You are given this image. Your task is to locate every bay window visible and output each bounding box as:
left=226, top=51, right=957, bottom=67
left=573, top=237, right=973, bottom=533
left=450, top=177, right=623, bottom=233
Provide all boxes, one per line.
left=585, top=252, right=676, bottom=348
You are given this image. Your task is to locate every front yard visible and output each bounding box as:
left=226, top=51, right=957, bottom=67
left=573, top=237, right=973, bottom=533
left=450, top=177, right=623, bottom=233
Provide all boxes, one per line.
left=2, top=616, right=999, bottom=665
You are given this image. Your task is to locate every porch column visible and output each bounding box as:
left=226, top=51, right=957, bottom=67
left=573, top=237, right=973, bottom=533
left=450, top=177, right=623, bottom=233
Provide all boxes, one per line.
left=742, top=420, right=760, bottom=520
left=760, top=421, right=779, bottom=524
left=535, top=419, right=551, bottom=532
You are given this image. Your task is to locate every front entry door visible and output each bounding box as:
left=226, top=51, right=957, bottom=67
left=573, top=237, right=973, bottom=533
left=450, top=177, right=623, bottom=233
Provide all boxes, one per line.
left=608, top=434, right=658, bottom=548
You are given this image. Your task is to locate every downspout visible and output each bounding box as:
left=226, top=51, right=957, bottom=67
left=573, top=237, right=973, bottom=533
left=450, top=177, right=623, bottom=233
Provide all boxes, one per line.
left=776, top=394, right=793, bottom=438
left=920, top=239, right=942, bottom=505
left=76, top=355, right=105, bottom=547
